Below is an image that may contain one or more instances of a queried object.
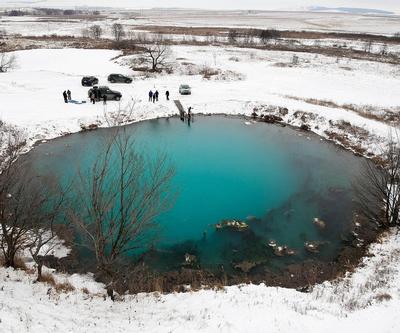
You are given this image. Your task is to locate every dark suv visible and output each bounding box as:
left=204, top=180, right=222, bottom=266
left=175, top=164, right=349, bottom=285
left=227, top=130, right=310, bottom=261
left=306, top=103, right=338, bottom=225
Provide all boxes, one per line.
left=108, top=73, right=132, bottom=83
left=81, top=76, right=99, bottom=87
left=88, top=86, right=122, bottom=101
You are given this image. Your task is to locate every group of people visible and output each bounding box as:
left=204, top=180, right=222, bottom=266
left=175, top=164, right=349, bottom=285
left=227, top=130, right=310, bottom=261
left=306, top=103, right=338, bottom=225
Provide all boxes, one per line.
left=62, top=90, right=72, bottom=103
left=149, top=90, right=170, bottom=103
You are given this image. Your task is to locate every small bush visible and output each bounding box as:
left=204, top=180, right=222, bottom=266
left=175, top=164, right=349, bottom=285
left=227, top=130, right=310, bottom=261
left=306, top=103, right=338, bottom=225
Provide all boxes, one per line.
left=39, top=272, right=56, bottom=285
left=199, top=65, right=219, bottom=79
left=375, top=293, right=392, bottom=302
left=81, top=287, right=90, bottom=294
left=14, top=257, right=28, bottom=271
left=55, top=281, right=75, bottom=293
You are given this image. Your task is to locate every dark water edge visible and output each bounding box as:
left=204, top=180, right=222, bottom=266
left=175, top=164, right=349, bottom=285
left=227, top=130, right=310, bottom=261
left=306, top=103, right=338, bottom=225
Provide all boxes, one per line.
left=43, top=217, right=380, bottom=293
left=30, top=115, right=382, bottom=293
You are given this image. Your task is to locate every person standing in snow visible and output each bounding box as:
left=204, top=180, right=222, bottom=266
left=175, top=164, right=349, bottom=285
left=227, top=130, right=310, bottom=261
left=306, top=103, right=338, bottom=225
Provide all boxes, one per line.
left=152, top=93, right=156, bottom=103
left=155, top=90, right=159, bottom=102
left=63, top=91, right=68, bottom=103
left=67, top=90, right=71, bottom=101
left=166, top=90, right=170, bottom=101
left=90, top=92, right=96, bottom=104
left=103, top=95, right=107, bottom=105
left=148, top=90, right=153, bottom=102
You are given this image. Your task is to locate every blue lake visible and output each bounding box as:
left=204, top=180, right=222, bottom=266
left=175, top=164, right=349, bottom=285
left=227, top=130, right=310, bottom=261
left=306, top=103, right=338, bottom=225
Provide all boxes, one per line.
left=27, top=116, right=364, bottom=273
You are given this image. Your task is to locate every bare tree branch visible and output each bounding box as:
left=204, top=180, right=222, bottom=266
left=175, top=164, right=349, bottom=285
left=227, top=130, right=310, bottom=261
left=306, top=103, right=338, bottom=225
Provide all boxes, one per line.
left=69, top=124, right=176, bottom=275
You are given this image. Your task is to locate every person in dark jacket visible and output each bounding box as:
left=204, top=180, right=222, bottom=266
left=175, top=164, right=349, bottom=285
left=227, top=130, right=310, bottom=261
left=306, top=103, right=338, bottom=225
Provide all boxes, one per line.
left=152, top=93, right=156, bottom=103
left=67, top=90, right=71, bottom=101
left=155, top=90, right=159, bottom=102
left=165, top=90, right=170, bottom=101
left=63, top=91, right=68, bottom=103
left=90, top=92, right=96, bottom=104
left=148, top=90, right=153, bottom=102
left=103, top=95, right=107, bottom=105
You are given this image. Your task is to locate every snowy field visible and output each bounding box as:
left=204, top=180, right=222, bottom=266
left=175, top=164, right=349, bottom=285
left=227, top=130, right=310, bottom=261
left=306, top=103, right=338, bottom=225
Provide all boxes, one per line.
left=0, top=37, right=400, bottom=331
left=1, top=10, right=400, bottom=36
left=0, top=47, right=398, bottom=152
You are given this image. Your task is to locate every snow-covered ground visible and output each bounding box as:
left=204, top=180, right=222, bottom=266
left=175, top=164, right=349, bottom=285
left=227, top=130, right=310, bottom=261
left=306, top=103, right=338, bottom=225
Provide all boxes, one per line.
left=1, top=9, right=400, bottom=35
left=1, top=229, right=399, bottom=332
left=0, top=42, right=400, bottom=332
left=0, top=46, right=398, bottom=153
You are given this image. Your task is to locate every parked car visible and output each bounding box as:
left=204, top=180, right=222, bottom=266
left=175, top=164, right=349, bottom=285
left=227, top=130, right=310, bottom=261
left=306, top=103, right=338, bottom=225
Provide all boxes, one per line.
left=88, top=86, right=122, bottom=101
left=179, top=84, right=191, bottom=95
left=81, top=76, right=99, bottom=87
left=107, top=73, right=132, bottom=83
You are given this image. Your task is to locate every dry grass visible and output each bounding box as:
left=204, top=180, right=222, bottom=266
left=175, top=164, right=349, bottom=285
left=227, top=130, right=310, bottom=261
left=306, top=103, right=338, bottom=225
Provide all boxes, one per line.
left=13, top=257, right=28, bottom=271
left=38, top=272, right=75, bottom=293
left=38, top=272, right=56, bottom=285
left=81, top=287, right=90, bottom=294
left=374, top=293, right=392, bottom=302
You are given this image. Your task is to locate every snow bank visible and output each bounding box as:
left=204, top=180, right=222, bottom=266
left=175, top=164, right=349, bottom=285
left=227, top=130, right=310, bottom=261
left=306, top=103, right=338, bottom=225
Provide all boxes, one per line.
left=0, top=229, right=399, bottom=332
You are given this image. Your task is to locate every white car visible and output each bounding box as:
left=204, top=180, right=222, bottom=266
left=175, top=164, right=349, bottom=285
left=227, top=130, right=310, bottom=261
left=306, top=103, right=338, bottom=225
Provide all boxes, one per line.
left=179, top=84, right=192, bottom=95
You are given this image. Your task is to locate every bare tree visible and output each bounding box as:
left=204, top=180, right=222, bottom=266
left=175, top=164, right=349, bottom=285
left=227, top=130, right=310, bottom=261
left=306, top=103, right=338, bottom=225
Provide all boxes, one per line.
left=27, top=176, right=69, bottom=281
left=354, top=135, right=400, bottom=228
left=111, top=23, right=125, bottom=42
left=364, top=40, right=373, bottom=53
left=89, top=24, right=103, bottom=39
left=380, top=44, right=388, bottom=56
left=228, top=29, right=238, bottom=44
left=70, top=127, right=176, bottom=275
left=0, top=52, right=17, bottom=73
left=142, top=37, right=172, bottom=72
left=0, top=128, right=29, bottom=267
left=259, top=29, right=280, bottom=44
left=0, top=126, right=68, bottom=273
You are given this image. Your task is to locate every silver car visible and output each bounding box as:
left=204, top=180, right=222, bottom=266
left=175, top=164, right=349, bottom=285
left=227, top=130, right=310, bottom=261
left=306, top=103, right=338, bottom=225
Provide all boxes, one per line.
left=179, top=84, right=191, bottom=95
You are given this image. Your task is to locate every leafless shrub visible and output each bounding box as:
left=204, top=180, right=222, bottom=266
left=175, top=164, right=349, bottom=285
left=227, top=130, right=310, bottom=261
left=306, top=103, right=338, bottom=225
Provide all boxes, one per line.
left=375, top=293, right=392, bottom=302
left=38, top=272, right=56, bottom=285
left=354, top=133, right=400, bottom=228
left=259, top=29, right=280, bottom=43
left=199, top=65, right=219, bottom=79
left=38, top=272, right=75, bottom=293
left=0, top=52, right=17, bottom=72
left=55, top=281, right=75, bottom=293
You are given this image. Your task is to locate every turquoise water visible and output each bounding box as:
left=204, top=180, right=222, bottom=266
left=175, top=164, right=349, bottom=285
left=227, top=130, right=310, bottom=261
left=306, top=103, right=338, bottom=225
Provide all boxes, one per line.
left=27, top=116, right=364, bottom=273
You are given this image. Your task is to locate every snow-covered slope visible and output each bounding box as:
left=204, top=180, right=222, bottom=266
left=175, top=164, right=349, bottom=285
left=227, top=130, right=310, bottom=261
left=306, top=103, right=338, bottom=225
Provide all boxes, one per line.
left=1, top=229, right=399, bottom=332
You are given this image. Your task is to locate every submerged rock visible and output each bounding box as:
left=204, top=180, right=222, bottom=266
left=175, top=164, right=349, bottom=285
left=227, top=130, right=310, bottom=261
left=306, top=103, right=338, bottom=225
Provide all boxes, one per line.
left=313, top=217, right=326, bottom=229
left=274, top=246, right=286, bottom=257
left=234, top=261, right=257, bottom=273
left=215, top=220, right=249, bottom=231
left=184, top=253, right=197, bottom=264
left=273, top=245, right=296, bottom=257
left=304, top=241, right=322, bottom=253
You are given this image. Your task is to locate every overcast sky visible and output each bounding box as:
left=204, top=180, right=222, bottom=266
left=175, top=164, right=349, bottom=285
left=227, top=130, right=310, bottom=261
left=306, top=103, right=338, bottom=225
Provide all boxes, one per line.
left=1, top=0, right=399, bottom=12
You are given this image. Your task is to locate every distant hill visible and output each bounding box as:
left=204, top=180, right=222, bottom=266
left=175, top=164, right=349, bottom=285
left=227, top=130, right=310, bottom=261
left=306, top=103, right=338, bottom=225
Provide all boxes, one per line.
left=309, top=6, right=394, bottom=15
